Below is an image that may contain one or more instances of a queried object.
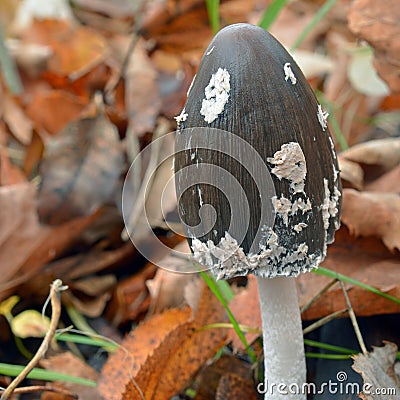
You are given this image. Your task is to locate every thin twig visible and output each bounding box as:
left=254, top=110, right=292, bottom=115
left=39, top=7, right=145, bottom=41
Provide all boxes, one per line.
left=300, top=278, right=338, bottom=314
left=1, top=385, right=77, bottom=399
left=1, top=279, right=68, bottom=400
left=303, top=308, right=348, bottom=335
left=339, top=280, right=368, bottom=355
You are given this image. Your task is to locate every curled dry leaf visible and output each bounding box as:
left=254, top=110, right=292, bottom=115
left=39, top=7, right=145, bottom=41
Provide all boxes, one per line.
left=11, top=309, right=50, bottom=338
left=341, top=189, right=400, bottom=251
left=352, top=342, right=400, bottom=400
left=63, top=275, right=116, bottom=318
left=348, top=0, right=400, bottom=93
left=338, top=156, right=364, bottom=190
left=38, top=110, right=123, bottom=225
left=340, top=138, right=400, bottom=179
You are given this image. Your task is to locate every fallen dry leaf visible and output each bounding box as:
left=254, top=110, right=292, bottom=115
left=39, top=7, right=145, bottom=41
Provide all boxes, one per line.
left=352, top=342, right=400, bottom=400
left=341, top=189, right=400, bottom=251
left=195, top=354, right=256, bottom=400
left=146, top=266, right=194, bottom=315
left=41, top=352, right=99, bottom=400
left=125, top=39, right=161, bottom=136
left=229, top=226, right=400, bottom=338
left=38, top=109, right=123, bottom=225
left=0, top=183, right=51, bottom=286
left=25, top=89, right=88, bottom=135
left=216, top=372, right=258, bottom=400
left=228, top=275, right=261, bottom=351
left=365, top=165, right=400, bottom=193
left=0, top=126, right=27, bottom=185
left=299, top=226, right=400, bottom=320
left=106, top=262, right=156, bottom=326
left=2, top=94, right=33, bottom=145
left=63, top=274, right=116, bottom=318
left=122, top=281, right=227, bottom=399
left=0, top=181, right=98, bottom=302
left=98, top=307, right=193, bottom=400
left=338, top=156, right=364, bottom=190
left=19, top=19, right=107, bottom=80
left=340, top=138, right=400, bottom=171
left=348, top=0, right=400, bottom=93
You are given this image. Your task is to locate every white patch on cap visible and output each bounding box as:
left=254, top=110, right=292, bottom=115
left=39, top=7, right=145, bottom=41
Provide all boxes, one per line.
left=284, top=62, right=297, bottom=85
left=200, top=68, right=230, bottom=124
left=174, top=107, right=188, bottom=129
left=322, top=178, right=341, bottom=232
left=191, top=229, right=321, bottom=280
left=294, top=223, right=308, bottom=233
left=271, top=195, right=312, bottom=226
left=317, top=104, right=329, bottom=131
left=267, top=142, right=307, bottom=193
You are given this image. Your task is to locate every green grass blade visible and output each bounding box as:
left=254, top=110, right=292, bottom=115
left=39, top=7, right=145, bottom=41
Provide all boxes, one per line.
left=56, top=332, right=118, bottom=350
left=304, top=339, right=356, bottom=355
left=291, top=0, right=339, bottom=51
left=215, top=279, right=235, bottom=302
left=200, top=271, right=256, bottom=363
left=0, top=363, right=97, bottom=387
left=314, top=267, right=400, bottom=305
left=258, top=0, right=290, bottom=30
left=205, top=0, right=220, bottom=34
left=305, top=352, right=352, bottom=360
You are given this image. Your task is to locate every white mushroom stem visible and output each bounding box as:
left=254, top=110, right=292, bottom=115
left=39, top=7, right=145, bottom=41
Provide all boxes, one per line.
left=257, top=276, right=306, bottom=400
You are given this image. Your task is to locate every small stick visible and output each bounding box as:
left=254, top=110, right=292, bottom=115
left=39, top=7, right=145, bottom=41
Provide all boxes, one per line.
left=303, top=308, right=348, bottom=335
left=1, top=385, right=77, bottom=399
left=1, top=279, right=68, bottom=400
left=339, top=280, right=368, bottom=355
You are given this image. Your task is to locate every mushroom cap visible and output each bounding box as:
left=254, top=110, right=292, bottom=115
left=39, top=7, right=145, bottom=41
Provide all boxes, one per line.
left=174, top=23, right=342, bottom=279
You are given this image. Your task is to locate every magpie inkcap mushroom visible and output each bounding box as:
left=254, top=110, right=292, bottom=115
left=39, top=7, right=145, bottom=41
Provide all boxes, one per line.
left=174, top=23, right=341, bottom=399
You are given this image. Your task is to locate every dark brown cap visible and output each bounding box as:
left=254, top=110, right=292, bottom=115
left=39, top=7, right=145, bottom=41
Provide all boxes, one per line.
left=175, top=23, right=341, bottom=279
